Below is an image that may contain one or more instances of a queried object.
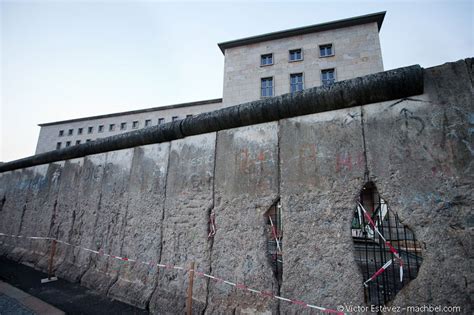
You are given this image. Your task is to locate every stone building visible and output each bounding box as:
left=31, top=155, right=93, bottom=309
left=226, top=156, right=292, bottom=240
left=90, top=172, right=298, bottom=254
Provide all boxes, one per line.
left=219, top=11, right=385, bottom=106
left=35, top=11, right=385, bottom=154
left=35, top=99, right=222, bottom=154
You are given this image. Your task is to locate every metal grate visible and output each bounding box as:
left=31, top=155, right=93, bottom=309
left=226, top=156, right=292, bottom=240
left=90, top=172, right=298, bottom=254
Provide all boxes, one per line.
left=352, top=182, right=422, bottom=306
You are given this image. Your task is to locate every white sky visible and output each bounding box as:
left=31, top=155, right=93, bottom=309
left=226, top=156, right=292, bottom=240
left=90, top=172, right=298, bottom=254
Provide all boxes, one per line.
left=1, top=0, right=473, bottom=162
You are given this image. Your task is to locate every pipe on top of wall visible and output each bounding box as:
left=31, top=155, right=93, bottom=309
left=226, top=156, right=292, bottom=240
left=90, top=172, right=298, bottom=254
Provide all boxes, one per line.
left=0, top=65, right=424, bottom=173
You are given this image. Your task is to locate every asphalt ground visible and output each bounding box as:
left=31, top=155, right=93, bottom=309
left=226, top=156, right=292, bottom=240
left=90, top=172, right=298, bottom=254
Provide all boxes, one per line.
left=0, top=257, right=149, bottom=315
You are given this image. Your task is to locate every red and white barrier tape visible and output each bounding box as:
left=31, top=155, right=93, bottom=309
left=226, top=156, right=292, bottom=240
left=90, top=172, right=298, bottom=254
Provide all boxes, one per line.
left=0, top=232, right=344, bottom=314
left=363, top=259, right=393, bottom=287
left=268, top=215, right=281, bottom=253
left=357, top=202, right=404, bottom=283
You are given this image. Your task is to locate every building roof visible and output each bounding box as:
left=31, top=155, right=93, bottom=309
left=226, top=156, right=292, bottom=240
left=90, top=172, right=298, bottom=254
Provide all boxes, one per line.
left=217, top=11, right=386, bottom=54
left=38, top=98, right=223, bottom=127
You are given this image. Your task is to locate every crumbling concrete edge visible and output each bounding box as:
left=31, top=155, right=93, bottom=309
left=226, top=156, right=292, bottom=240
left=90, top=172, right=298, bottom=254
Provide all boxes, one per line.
left=0, top=65, right=424, bottom=173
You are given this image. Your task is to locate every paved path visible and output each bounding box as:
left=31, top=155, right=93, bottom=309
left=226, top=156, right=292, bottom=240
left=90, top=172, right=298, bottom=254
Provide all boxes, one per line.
left=0, top=257, right=148, bottom=315
left=0, top=281, right=64, bottom=315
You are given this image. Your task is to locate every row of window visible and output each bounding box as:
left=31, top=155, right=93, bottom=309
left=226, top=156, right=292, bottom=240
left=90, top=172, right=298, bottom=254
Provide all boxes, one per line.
left=58, top=115, right=193, bottom=137
left=261, top=69, right=335, bottom=97
left=56, top=139, right=92, bottom=150
left=260, top=44, right=333, bottom=66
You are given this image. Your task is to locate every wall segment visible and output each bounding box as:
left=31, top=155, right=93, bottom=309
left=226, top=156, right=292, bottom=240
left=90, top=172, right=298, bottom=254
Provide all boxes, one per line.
left=0, top=59, right=472, bottom=314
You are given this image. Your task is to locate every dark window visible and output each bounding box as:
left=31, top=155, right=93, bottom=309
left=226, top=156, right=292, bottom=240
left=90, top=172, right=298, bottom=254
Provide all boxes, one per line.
left=261, top=53, right=273, bottom=66
left=66, top=141, right=71, bottom=147
left=78, top=128, right=83, bottom=135
left=172, top=116, right=179, bottom=122
left=98, top=125, right=104, bottom=132
left=68, top=129, right=73, bottom=136
left=56, top=142, right=61, bottom=150
left=321, top=69, right=335, bottom=86
left=75, top=140, right=81, bottom=145
left=132, top=121, right=139, bottom=129
left=145, top=119, right=152, bottom=127
left=109, top=124, right=115, bottom=131
left=59, top=130, right=64, bottom=137
left=120, top=122, right=127, bottom=130
left=186, top=114, right=193, bottom=118
left=319, top=44, right=333, bottom=57
left=289, top=49, right=302, bottom=61
left=86, top=139, right=92, bottom=142
left=261, top=77, right=273, bottom=97
left=88, top=126, right=93, bottom=134
left=158, top=118, right=165, bottom=125
left=290, top=73, right=304, bottom=93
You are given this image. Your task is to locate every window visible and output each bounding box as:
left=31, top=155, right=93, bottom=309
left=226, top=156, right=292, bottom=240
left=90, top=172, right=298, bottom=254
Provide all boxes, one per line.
left=75, top=140, right=81, bottom=145
left=186, top=114, right=193, bottom=118
left=260, top=53, right=273, bottom=66
left=172, top=116, right=179, bottom=122
left=261, top=77, right=273, bottom=97
left=86, top=139, right=92, bottom=143
left=109, top=124, right=115, bottom=131
left=59, top=130, right=64, bottom=137
left=145, top=119, right=152, bottom=127
left=78, top=128, right=83, bottom=135
left=66, top=141, right=71, bottom=147
left=88, top=126, right=93, bottom=134
left=290, top=73, right=304, bottom=93
left=132, top=121, right=139, bottom=129
left=56, top=142, right=61, bottom=150
left=289, top=49, right=302, bottom=61
left=120, top=122, right=127, bottom=130
left=98, top=125, right=104, bottom=133
left=68, top=129, right=73, bottom=136
left=158, top=118, right=165, bottom=125
left=321, top=69, right=336, bottom=86
left=319, top=44, right=333, bottom=57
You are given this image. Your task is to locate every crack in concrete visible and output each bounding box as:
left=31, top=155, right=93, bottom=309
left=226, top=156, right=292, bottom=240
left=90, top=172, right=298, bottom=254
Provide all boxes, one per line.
left=146, top=142, right=172, bottom=312
left=277, top=121, right=283, bottom=315
left=202, top=131, right=219, bottom=315
left=0, top=195, right=5, bottom=213
left=106, top=149, right=137, bottom=300
left=360, top=106, right=370, bottom=181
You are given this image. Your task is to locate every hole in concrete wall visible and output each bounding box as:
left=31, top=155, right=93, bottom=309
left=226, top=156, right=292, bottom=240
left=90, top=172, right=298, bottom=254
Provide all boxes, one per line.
left=264, top=199, right=283, bottom=284
left=352, top=182, right=423, bottom=306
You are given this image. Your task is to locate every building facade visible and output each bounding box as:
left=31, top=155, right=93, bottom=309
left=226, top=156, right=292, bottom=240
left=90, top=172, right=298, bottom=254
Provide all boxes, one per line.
left=35, top=99, right=222, bottom=154
left=35, top=12, right=385, bottom=154
left=219, top=12, right=385, bottom=106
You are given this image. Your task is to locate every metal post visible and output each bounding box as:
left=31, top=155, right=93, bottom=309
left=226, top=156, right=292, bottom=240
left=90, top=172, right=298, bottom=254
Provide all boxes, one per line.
left=186, top=261, right=195, bottom=315
left=41, top=239, right=58, bottom=283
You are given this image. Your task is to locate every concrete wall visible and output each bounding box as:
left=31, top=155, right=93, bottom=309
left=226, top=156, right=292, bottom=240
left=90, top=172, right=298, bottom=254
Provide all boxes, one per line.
left=35, top=100, right=223, bottom=155
left=223, top=22, right=383, bottom=107
left=0, top=59, right=472, bottom=314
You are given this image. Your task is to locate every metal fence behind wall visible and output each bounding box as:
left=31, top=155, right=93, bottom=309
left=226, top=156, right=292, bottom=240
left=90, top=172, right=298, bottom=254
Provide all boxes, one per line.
left=352, top=185, right=423, bottom=306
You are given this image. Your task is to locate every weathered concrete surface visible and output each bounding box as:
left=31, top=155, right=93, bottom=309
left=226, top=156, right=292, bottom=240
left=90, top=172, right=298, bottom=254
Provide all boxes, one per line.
left=8, top=164, right=62, bottom=267
left=56, top=154, right=106, bottom=283
left=107, top=144, right=169, bottom=308
left=363, top=59, right=473, bottom=313
left=206, top=123, right=279, bottom=314
left=149, top=134, right=215, bottom=314
left=0, top=59, right=472, bottom=314
left=78, top=149, right=134, bottom=295
left=279, top=107, right=366, bottom=314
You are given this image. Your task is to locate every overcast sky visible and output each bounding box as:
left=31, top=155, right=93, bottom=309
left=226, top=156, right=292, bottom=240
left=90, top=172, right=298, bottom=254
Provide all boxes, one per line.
left=1, top=0, right=472, bottom=162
